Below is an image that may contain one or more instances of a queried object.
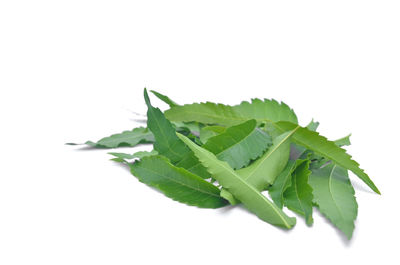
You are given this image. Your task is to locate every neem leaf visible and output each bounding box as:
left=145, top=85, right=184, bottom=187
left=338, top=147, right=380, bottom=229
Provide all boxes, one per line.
left=272, top=121, right=380, bottom=194
left=269, top=159, right=297, bottom=208
left=233, top=98, right=298, bottom=124
left=130, top=155, right=228, bottom=209
left=236, top=129, right=296, bottom=190
left=165, top=98, right=298, bottom=126
left=144, top=89, right=210, bottom=179
left=109, top=150, right=158, bottom=162
left=68, top=127, right=154, bottom=148
left=220, top=129, right=294, bottom=205
left=199, top=126, right=226, bottom=144
left=203, top=119, right=272, bottom=169
left=150, top=90, right=179, bottom=108
left=309, top=164, right=358, bottom=239
left=334, top=134, right=351, bottom=147
left=283, top=160, right=314, bottom=226
left=144, top=89, right=189, bottom=163
left=177, top=133, right=296, bottom=229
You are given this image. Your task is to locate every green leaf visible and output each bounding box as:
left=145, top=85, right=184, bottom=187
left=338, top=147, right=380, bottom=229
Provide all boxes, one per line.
left=199, top=126, right=226, bottom=144
left=129, top=155, right=227, bottom=209
left=109, top=150, right=158, bottom=162
left=283, top=160, right=314, bottom=226
left=309, top=164, right=358, bottom=239
left=144, top=89, right=189, bottom=162
left=269, top=160, right=297, bottom=208
left=272, top=121, right=380, bottom=194
left=144, top=89, right=210, bottom=179
left=235, top=129, right=297, bottom=190
left=150, top=90, right=179, bottom=108
left=203, top=120, right=272, bottom=169
left=233, top=98, right=298, bottom=124
left=165, top=98, right=298, bottom=126
left=67, top=127, right=154, bottom=148
left=172, top=121, right=201, bottom=134
left=177, top=133, right=296, bottom=229
left=334, top=134, right=351, bottom=147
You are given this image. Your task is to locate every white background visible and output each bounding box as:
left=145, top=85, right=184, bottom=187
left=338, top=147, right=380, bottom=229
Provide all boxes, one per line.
left=1, top=1, right=399, bottom=264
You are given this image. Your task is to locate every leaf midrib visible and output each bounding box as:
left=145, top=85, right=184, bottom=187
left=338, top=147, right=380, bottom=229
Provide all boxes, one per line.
left=195, top=144, right=292, bottom=228
left=136, top=164, right=221, bottom=198
left=243, top=126, right=299, bottom=182
left=328, top=165, right=346, bottom=221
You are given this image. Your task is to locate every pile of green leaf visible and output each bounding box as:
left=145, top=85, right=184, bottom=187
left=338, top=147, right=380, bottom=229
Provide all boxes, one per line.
left=71, top=89, right=380, bottom=239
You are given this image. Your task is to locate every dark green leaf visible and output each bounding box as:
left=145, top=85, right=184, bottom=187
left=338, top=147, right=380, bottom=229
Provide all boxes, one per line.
left=203, top=119, right=272, bottom=169
left=144, top=89, right=210, bottom=178
left=130, top=155, right=228, bottom=208
left=150, top=90, right=179, bottom=108
left=283, top=160, right=314, bottom=226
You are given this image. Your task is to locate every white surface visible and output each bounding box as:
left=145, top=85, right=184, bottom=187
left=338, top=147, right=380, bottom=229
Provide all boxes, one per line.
left=1, top=1, right=399, bottom=264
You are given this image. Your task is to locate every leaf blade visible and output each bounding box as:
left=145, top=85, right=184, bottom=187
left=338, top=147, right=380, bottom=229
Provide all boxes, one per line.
left=273, top=121, right=380, bottom=194
left=203, top=119, right=272, bottom=169
left=309, top=164, right=358, bottom=239
left=144, top=89, right=210, bottom=178
left=283, top=160, right=314, bottom=225
left=165, top=99, right=298, bottom=126
left=236, top=129, right=297, bottom=190
left=76, top=127, right=154, bottom=148
left=130, top=155, right=228, bottom=209
left=177, top=133, right=296, bottom=229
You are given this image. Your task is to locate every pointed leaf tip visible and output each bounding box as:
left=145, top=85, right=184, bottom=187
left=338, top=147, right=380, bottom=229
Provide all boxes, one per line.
left=143, top=88, right=151, bottom=107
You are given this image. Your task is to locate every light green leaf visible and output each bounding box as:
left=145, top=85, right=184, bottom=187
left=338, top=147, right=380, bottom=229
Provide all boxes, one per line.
left=66, top=127, right=154, bottom=148
left=172, top=121, right=201, bottom=134
left=177, top=133, right=296, bottom=229
left=109, top=150, right=158, bottom=162
left=283, top=160, right=314, bottom=226
left=150, top=90, right=179, bottom=108
left=144, top=89, right=210, bottom=178
left=233, top=98, right=298, bottom=124
left=334, top=134, right=351, bottom=147
left=272, top=121, right=380, bottom=194
left=199, top=126, right=226, bottom=143
left=165, top=98, right=298, bottom=126
left=130, top=155, right=228, bottom=209
left=203, top=120, right=272, bottom=169
left=236, top=129, right=297, bottom=190
left=269, top=160, right=297, bottom=208
left=309, top=164, right=358, bottom=239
